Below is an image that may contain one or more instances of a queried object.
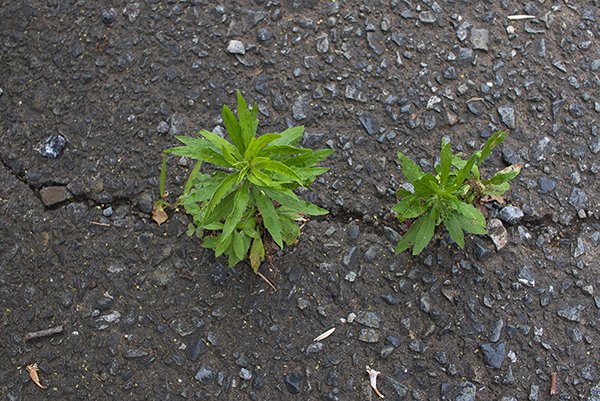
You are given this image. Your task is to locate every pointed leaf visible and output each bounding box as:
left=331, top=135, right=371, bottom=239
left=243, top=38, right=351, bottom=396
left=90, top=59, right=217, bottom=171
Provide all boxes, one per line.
left=254, top=188, right=283, bottom=248
left=249, top=237, right=265, bottom=273
left=159, top=154, right=167, bottom=198
left=397, top=151, right=424, bottom=183
left=443, top=213, right=465, bottom=248
left=215, top=232, right=233, bottom=257
left=258, top=145, right=312, bottom=158
left=439, top=139, right=452, bottom=187
left=198, top=130, right=242, bottom=161
left=231, top=231, right=245, bottom=261
left=167, top=145, right=231, bottom=168
left=183, top=161, right=202, bottom=197
left=262, top=188, right=328, bottom=216
left=237, top=91, right=257, bottom=148
left=203, top=173, right=238, bottom=222
left=269, top=126, right=304, bottom=146
left=392, top=194, right=429, bottom=220
left=283, top=149, right=334, bottom=168
left=478, top=130, right=507, bottom=165
left=412, top=210, right=437, bottom=255
left=483, top=163, right=522, bottom=186
left=222, top=104, right=245, bottom=152
left=221, top=181, right=250, bottom=240
left=244, top=133, right=281, bottom=160
left=279, top=213, right=301, bottom=245
left=255, top=160, right=303, bottom=185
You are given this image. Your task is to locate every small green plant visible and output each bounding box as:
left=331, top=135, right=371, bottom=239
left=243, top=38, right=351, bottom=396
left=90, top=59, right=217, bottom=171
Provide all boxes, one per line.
left=158, top=91, right=333, bottom=273
left=392, top=131, right=521, bottom=255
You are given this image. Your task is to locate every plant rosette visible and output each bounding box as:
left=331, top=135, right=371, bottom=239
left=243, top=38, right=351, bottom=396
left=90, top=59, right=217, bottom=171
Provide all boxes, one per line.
left=158, top=91, right=333, bottom=273
left=393, top=130, right=521, bottom=255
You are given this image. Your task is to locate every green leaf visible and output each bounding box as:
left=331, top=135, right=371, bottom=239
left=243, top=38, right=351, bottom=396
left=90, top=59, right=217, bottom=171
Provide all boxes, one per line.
left=167, top=145, right=231, bottom=168
left=279, top=213, right=301, bottom=245
left=412, top=209, right=437, bottom=255
left=453, top=153, right=478, bottom=187
left=237, top=91, right=257, bottom=149
left=202, top=235, right=221, bottom=250
left=255, top=160, right=303, bottom=185
left=392, top=194, right=430, bottom=220
left=292, top=167, right=329, bottom=185
left=269, top=126, right=304, bottom=146
left=222, top=104, right=245, bottom=153
left=198, top=130, right=242, bottom=161
left=395, top=220, right=420, bottom=254
left=483, top=164, right=522, bottom=186
left=478, top=130, right=507, bottom=165
left=397, top=151, right=424, bottom=183
left=159, top=154, right=167, bottom=198
left=221, top=181, right=250, bottom=241
left=258, top=145, right=312, bottom=158
left=254, top=188, right=283, bottom=248
left=262, top=188, right=328, bottom=216
left=249, top=237, right=265, bottom=273
left=413, top=173, right=442, bottom=197
left=443, top=213, right=465, bottom=248
left=248, top=169, right=284, bottom=190
left=203, top=172, right=239, bottom=222
left=283, top=149, right=334, bottom=168
left=231, top=231, right=245, bottom=262
left=482, top=182, right=510, bottom=196
left=456, top=202, right=486, bottom=227
left=439, top=139, right=452, bottom=188
left=183, top=161, right=202, bottom=197
left=244, top=133, right=281, bottom=160
left=458, top=214, right=487, bottom=235
left=215, top=232, right=232, bottom=257
left=203, top=190, right=236, bottom=226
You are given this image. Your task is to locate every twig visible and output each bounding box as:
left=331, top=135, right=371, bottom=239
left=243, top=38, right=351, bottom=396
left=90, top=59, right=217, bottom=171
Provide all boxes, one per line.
left=550, top=372, right=558, bottom=395
left=90, top=221, right=111, bottom=227
left=24, top=325, right=63, bottom=341
left=257, top=271, right=277, bottom=291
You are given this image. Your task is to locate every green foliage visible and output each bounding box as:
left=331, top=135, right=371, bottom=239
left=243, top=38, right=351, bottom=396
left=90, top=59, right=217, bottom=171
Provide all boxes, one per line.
left=392, top=131, right=521, bottom=255
left=162, top=91, right=332, bottom=272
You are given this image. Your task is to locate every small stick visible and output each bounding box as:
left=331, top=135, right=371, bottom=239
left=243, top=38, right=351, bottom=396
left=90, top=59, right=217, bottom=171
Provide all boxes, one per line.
left=24, top=325, right=63, bottom=341
left=550, top=372, right=558, bottom=395
left=91, top=221, right=111, bottom=227
left=257, top=271, right=277, bottom=291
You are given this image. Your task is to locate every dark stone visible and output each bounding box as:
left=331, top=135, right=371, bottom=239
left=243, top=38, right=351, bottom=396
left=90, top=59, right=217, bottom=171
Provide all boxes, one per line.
left=557, top=304, right=586, bottom=322
left=39, top=134, right=67, bottom=158
left=480, top=342, right=506, bottom=369
left=441, top=381, right=476, bottom=401
left=137, top=193, right=153, bottom=214
left=101, top=9, right=117, bottom=25
left=187, top=335, right=205, bottom=361
left=195, top=367, right=214, bottom=384
left=538, top=176, right=556, bottom=193
left=358, top=113, right=379, bottom=136
left=284, top=374, right=302, bottom=394
left=39, top=186, right=72, bottom=207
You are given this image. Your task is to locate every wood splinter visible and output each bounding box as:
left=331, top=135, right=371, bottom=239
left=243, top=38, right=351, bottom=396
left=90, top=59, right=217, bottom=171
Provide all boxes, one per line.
left=550, top=372, right=558, bottom=396
left=24, top=325, right=63, bottom=341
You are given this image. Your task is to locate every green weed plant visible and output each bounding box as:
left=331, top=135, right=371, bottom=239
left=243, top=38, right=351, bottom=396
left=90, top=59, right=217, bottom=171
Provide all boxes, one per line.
left=159, top=91, right=332, bottom=272
left=393, top=131, right=521, bottom=255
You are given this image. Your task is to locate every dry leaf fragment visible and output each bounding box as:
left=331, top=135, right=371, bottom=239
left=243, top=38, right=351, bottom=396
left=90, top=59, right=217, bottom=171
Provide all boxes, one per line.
left=313, top=327, right=335, bottom=342
left=366, top=366, right=385, bottom=399
left=152, top=204, right=168, bottom=225
left=481, top=194, right=506, bottom=204
left=26, top=363, right=47, bottom=389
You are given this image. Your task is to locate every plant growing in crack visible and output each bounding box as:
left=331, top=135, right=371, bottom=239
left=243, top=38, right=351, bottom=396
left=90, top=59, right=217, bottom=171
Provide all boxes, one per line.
left=392, top=130, right=521, bottom=255
left=156, top=91, right=333, bottom=273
